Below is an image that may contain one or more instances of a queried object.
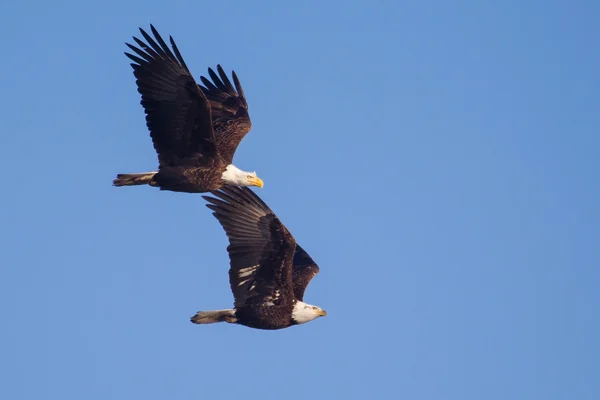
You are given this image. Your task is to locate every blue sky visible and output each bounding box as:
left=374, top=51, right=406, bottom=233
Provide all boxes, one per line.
left=1, top=0, right=599, bottom=399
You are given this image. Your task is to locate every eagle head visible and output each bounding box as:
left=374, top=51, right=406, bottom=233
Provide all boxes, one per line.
left=222, top=165, right=264, bottom=188
left=292, top=301, right=327, bottom=324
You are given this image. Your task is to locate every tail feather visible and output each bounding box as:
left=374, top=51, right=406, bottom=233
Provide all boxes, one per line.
left=190, top=309, right=237, bottom=325
left=113, top=172, right=157, bottom=187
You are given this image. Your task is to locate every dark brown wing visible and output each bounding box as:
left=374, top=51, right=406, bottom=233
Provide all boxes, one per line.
left=291, top=244, right=320, bottom=301
left=202, top=186, right=295, bottom=308
left=125, top=25, right=218, bottom=166
left=199, top=66, right=251, bottom=165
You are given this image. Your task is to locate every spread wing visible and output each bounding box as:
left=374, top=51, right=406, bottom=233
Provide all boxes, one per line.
left=291, top=244, right=320, bottom=301
left=199, top=66, right=252, bottom=165
left=202, top=186, right=295, bottom=308
left=125, top=25, right=218, bottom=167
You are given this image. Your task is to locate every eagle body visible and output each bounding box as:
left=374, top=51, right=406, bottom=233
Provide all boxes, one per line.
left=151, top=159, right=227, bottom=193
left=113, top=25, right=263, bottom=193
left=190, top=186, right=326, bottom=330
left=234, top=302, right=297, bottom=330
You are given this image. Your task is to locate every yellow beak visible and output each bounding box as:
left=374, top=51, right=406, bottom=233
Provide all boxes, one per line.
left=316, top=309, right=327, bottom=317
left=248, top=176, right=264, bottom=188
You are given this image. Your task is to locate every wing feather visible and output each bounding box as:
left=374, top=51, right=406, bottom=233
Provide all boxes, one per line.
left=202, top=186, right=295, bottom=308
left=199, top=66, right=252, bottom=164
left=291, top=244, right=320, bottom=301
left=125, top=25, right=218, bottom=166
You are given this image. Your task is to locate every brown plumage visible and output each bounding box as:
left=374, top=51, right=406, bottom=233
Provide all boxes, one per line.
left=113, top=25, right=262, bottom=193
left=200, top=66, right=252, bottom=165
left=190, top=186, right=326, bottom=330
left=291, top=244, right=321, bottom=301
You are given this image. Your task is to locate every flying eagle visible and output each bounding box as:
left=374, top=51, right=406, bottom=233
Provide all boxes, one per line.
left=113, top=25, right=263, bottom=193
left=191, top=186, right=326, bottom=330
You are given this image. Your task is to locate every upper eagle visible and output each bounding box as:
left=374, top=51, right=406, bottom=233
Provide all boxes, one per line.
left=191, top=186, right=326, bottom=330
left=112, top=25, right=263, bottom=193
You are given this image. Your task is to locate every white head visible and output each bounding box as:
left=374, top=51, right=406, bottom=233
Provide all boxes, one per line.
left=292, top=301, right=327, bottom=324
left=221, top=165, right=264, bottom=188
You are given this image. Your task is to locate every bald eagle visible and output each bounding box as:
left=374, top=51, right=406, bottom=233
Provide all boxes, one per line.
left=113, top=25, right=263, bottom=193
left=191, top=186, right=326, bottom=330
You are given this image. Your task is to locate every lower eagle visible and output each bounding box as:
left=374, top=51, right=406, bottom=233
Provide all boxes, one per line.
left=191, top=186, right=326, bottom=330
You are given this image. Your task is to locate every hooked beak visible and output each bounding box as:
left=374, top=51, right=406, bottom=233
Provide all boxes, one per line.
left=248, top=176, right=264, bottom=188
left=316, top=309, right=327, bottom=317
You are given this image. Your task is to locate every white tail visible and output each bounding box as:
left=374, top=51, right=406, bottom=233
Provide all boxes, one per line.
left=190, top=309, right=237, bottom=324
left=113, top=171, right=157, bottom=187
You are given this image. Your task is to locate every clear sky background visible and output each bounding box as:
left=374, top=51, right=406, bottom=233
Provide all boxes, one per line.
left=1, top=1, right=598, bottom=399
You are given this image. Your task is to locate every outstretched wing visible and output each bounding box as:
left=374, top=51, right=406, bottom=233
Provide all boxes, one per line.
left=202, top=186, right=295, bottom=308
left=199, top=66, right=252, bottom=165
left=125, top=25, right=218, bottom=166
left=291, top=244, right=320, bottom=301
